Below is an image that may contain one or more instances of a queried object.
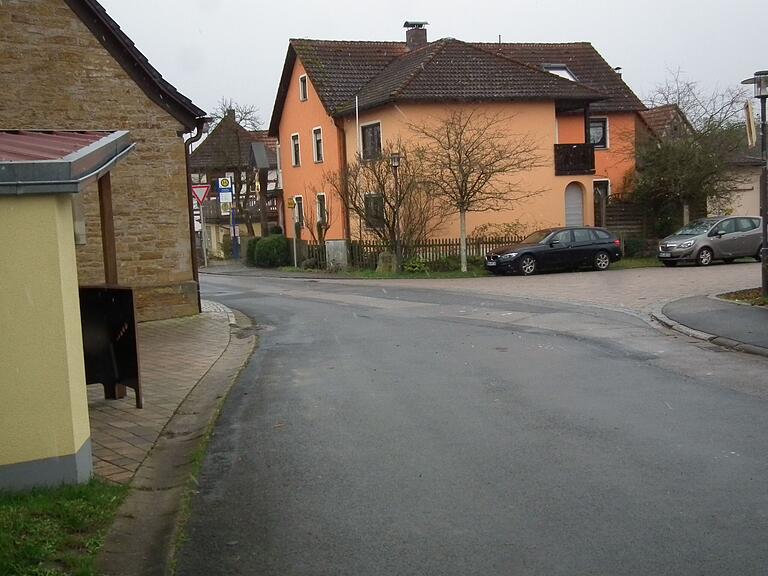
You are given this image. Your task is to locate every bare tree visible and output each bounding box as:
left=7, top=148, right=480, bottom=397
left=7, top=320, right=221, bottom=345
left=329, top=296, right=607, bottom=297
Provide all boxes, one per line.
left=208, top=98, right=264, bottom=236
left=302, top=186, right=335, bottom=260
left=635, top=72, right=750, bottom=235
left=646, top=69, right=748, bottom=131
left=410, top=109, right=546, bottom=272
left=210, top=97, right=262, bottom=131
left=324, top=141, right=447, bottom=271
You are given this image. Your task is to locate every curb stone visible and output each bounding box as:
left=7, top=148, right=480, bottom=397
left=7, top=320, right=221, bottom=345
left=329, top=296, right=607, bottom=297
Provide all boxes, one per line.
left=650, top=306, right=768, bottom=360
left=95, top=304, right=257, bottom=576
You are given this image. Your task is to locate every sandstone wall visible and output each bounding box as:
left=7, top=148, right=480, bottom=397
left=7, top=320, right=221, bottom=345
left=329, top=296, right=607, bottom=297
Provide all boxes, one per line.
left=0, top=1, right=198, bottom=320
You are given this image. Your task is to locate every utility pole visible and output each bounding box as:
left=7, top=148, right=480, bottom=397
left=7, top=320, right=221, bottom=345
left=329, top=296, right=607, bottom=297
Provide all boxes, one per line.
left=742, top=70, right=768, bottom=298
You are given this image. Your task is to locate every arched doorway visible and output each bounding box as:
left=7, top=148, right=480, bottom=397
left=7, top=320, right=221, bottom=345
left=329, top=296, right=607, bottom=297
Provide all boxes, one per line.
left=565, top=182, right=584, bottom=226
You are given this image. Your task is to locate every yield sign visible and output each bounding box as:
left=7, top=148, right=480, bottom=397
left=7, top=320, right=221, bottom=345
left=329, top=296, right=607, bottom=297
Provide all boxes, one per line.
left=191, top=184, right=211, bottom=205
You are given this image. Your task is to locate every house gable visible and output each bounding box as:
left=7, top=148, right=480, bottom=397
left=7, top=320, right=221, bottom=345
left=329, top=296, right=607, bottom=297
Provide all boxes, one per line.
left=62, top=0, right=206, bottom=131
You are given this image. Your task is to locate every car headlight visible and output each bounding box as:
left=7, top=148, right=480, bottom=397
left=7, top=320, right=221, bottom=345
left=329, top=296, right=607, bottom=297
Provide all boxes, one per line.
left=679, top=240, right=695, bottom=249
left=499, top=252, right=518, bottom=261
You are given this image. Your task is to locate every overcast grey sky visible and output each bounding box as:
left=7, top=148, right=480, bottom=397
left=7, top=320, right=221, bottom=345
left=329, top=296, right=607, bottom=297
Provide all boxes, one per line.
left=99, top=0, right=763, bottom=127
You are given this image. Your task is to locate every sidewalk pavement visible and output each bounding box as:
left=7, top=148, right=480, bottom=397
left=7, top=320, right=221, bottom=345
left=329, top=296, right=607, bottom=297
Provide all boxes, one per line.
left=87, top=300, right=234, bottom=484
left=660, top=296, right=768, bottom=357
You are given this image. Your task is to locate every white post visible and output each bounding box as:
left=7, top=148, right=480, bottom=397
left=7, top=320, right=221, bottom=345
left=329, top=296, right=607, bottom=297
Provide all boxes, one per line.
left=200, top=200, right=208, bottom=268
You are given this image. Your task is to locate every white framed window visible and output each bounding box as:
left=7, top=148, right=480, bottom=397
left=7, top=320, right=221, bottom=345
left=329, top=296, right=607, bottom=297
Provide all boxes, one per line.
left=299, top=75, right=308, bottom=101
left=542, top=64, right=578, bottom=82
left=291, top=133, right=300, bottom=167
left=275, top=144, right=282, bottom=188
left=593, top=179, right=611, bottom=198
left=312, top=127, right=324, bottom=163
left=364, top=193, right=384, bottom=229
left=361, top=121, right=382, bottom=160
left=589, top=117, right=609, bottom=149
left=316, top=193, right=327, bottom=223
left=294, top=195, right=304, bottom=226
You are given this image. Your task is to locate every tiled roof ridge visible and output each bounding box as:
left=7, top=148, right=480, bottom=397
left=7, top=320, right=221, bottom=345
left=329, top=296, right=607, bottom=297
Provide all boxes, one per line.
left=469, top=41, right=604, bottom=97
left=388, top=39, right=452, bottom=99
left=290, top=38, right=406, bottom=46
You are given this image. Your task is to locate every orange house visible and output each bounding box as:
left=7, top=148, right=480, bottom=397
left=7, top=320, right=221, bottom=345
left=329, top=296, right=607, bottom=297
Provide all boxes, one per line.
left=269, top=25, right=646, bottom=247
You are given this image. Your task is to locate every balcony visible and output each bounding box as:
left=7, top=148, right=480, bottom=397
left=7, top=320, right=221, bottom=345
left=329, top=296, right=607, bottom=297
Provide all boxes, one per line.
left=554, top=143, right=595, bottom=176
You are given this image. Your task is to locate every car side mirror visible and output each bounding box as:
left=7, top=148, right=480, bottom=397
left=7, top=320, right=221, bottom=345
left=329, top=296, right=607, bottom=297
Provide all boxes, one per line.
left=550, top=240, right=560, bottom=247
left=716, top=230, right=726, bottom=237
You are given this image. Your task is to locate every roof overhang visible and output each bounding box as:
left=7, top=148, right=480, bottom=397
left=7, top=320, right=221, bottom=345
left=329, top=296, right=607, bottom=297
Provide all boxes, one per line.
left=0, top=131, right=135, bottom=196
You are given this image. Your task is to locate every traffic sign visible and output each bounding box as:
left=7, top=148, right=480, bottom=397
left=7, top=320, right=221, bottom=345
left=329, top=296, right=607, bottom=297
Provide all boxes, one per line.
left=218, top=177, right=233, bottom=191
left=191, top=184, right=211, bottom=205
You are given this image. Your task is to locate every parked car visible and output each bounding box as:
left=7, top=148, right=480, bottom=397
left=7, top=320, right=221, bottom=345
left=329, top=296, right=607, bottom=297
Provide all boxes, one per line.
left=657, top=216, right=763, bottom=267
left=485, top=227, right=622, bottom=276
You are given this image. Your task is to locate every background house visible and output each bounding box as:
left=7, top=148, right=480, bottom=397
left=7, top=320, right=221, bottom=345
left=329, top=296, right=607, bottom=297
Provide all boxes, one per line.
left=189, top=112, right=280, bottom=258
left=269, top=24, right=646, bottom=247
left=1, top=0, right=206, bottom=321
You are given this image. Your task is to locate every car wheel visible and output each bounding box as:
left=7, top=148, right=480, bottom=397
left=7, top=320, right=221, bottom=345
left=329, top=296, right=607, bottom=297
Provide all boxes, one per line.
left=662, top=261, right=677, bottom=267
left=756, top=246, right=763, bottom=262
left=696, top=247, right=714, bottom=266
left=593, top=250, right=611, bottom=271
left=519, top=255, right=537, bottom=276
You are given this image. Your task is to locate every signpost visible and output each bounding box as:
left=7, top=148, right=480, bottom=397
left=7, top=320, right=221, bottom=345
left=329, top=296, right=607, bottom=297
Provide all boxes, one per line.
left=217, top=177, right=239, bottom=260
left=191, top=184, right=211, bottom=268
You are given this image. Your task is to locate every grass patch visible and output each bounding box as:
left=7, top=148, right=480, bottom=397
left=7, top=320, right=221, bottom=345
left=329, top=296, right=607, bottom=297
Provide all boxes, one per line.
left=719, top=287, right=768, bottom=307
left=0, top=479, right=127, bottom=576
left=612, top=257, right=663, bottom=270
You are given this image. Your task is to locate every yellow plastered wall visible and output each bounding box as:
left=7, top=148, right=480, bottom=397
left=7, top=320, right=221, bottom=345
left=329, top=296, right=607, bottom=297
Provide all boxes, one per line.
left=342, top=101, right=595, bottom=237
left=0, top=195, right=91, bottom=465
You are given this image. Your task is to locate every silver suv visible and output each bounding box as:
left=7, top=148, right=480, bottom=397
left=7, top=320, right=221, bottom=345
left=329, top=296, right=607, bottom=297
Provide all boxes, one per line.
left=658, top=216, right=763, bottom=267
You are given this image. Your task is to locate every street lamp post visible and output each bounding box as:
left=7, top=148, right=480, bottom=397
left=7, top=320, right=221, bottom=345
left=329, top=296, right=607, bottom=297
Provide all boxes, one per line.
left=742, top=71, right=768, bottom=298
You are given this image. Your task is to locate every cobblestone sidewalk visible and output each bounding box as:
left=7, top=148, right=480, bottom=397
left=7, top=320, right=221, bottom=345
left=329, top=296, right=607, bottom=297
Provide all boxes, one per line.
left=87, top=300, right=233, bottom=483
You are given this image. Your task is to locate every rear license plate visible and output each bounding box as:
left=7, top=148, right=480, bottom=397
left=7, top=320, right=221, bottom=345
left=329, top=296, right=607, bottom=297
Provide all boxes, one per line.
left=659, top=252, right=671, bottom=258
left=486, top=261, right=497, bottom=266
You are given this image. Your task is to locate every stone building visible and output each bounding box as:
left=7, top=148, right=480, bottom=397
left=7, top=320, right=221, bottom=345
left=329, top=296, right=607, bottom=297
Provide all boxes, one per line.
left=0, top=0, right=207, bottom=320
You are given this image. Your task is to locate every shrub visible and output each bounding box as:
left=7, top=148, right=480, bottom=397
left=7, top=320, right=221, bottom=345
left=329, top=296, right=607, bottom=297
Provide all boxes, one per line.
left=403, top=257, right=428, bottom=273
left=246, top=237, right=261, bottom=266
left=254, top=235, right=290, bottom=267
left=622, top=237, right=645, bottom=258
left=467, top=256, right=486, bottom=268
left=427, top=255, right=461, bottom=272
left=221, top=235, right=233, bottom=259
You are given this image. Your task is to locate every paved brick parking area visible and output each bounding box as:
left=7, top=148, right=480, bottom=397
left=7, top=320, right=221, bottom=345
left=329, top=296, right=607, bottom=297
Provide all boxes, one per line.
left=87, top=300, right=232, bottom=484
left=351, top=261, right=762, bottom=314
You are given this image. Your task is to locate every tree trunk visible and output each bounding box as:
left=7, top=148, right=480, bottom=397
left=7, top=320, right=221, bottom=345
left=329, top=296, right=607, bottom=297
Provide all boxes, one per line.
left=459, top=209, right=468, bottom=273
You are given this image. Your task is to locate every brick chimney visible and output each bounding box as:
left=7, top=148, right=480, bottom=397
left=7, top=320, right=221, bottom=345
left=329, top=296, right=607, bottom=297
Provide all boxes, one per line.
left=404, top=21, right=428, bottom=50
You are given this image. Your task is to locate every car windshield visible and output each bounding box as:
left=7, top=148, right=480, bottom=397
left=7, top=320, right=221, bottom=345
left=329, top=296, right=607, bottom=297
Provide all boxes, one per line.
left=522, top=229, right=552, bottom=244
left=674, top=220, right=717, bottom=236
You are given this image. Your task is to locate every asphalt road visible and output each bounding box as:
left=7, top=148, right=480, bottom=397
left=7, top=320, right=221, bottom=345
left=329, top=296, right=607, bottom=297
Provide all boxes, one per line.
left=177, top=274, right=768, bottom=576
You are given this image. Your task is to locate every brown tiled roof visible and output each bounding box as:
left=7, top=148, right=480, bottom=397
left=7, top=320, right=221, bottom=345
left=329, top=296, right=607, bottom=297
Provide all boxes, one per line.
left=341, top=39, right=603, bottom=114
left=479, top=42, right=645, bottom=113
left=638, top=104, right=693, bottom=138
left=269, top=38, right=643, bottom=136
left=64, top=0, right=207, bottom=130
left=190, top=115, right=276, bottom=170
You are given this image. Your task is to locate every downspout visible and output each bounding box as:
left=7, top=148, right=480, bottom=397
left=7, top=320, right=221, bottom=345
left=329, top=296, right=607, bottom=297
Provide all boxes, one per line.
left=183, top=117, right=209, bottom=313
left=334, top=117, right=351, bottom=242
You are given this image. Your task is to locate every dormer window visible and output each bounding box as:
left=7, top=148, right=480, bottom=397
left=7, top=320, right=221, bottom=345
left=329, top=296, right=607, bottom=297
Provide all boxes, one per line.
left=299, top=75, right=308, bottom=101
left=542, top=64, right=578, bottom=82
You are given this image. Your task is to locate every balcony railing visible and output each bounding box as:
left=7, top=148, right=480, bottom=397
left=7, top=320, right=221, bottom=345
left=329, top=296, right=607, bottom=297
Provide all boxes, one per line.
left=554, top=143, right=595, bottom=176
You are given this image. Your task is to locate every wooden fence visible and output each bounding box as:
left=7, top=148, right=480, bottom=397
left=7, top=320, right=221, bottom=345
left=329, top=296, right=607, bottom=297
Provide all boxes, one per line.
left=308, top=236, right=525, bottom=270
